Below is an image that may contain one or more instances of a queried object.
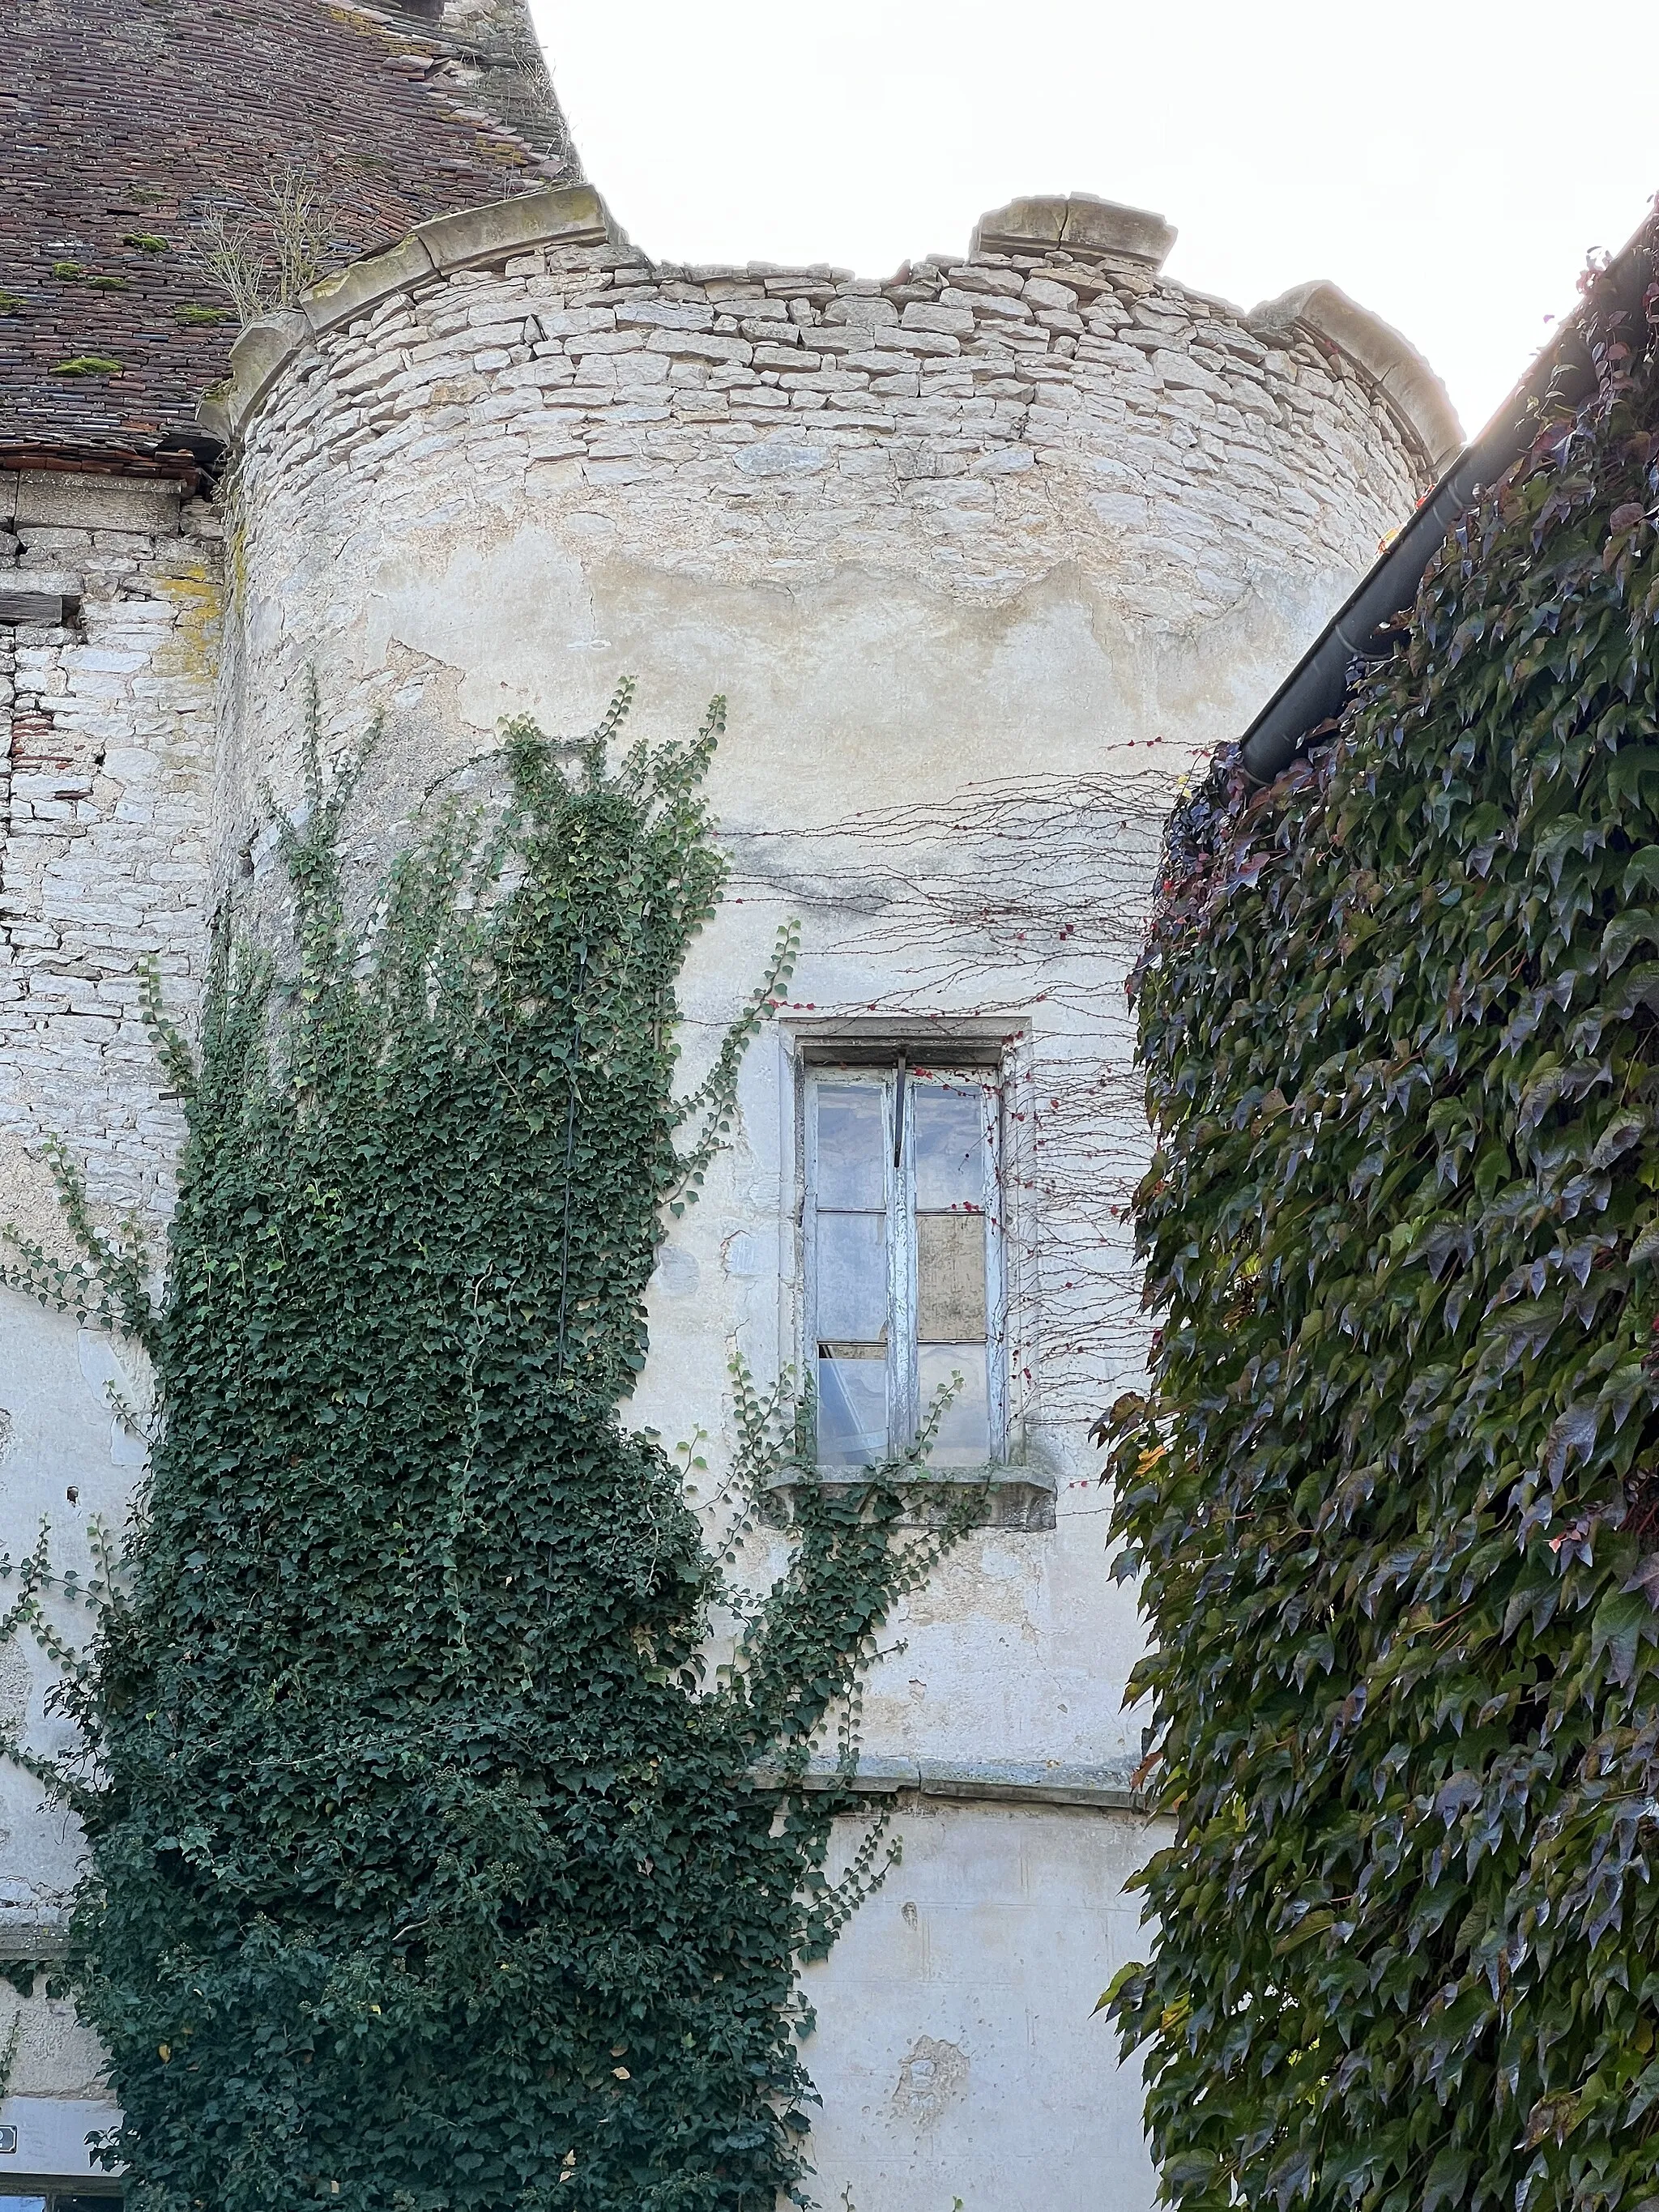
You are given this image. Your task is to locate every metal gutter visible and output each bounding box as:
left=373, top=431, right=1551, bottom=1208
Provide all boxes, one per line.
left=1239, top=209, right=1659, bottom=785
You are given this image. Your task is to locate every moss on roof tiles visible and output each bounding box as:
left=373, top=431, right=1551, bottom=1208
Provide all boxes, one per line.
left=2, top=0, right=579, bottom=457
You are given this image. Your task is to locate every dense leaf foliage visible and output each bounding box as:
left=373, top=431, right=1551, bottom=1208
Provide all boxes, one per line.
left=43, top=688, right=958, bottom=2212
left=1105, top=224, right=1659, bottom=2210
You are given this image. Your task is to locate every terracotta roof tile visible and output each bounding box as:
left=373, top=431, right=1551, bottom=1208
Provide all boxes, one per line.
left=0, top=0, right=578, bottom=457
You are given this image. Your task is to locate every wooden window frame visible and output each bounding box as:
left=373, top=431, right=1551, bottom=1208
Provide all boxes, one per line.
left=800, top=1058, right=1009, bottom=1473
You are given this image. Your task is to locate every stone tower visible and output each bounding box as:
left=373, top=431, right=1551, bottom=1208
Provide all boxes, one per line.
left=0, top=7, right=1458, bottom=2206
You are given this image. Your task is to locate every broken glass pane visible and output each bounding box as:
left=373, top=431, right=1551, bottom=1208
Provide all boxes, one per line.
left=916, top=1210, right=987, bottom=1342
left=914, top=1085, right=987, bottom=1211
left=919, top=1344, right=991, bottom=1467
left=814, top=1212, right=888, bottom=1343
left=815, top=1084, right=887, bottom=1209
left=817, top=1354, right=889, bottom=1467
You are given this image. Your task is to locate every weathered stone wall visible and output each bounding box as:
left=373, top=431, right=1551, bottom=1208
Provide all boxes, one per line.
left=0, top=471, right=220, bottom=1242
left=0, top=468, right=220, bottom=2179
left=215, top=189, right=1437, bottom=749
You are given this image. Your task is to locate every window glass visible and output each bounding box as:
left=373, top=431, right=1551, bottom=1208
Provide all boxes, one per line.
left=814, top=1084, right=886, bottom=1209
left=919, top=1343, right=992, bottom=1466
left=817, top=1354, right=889, bottom=1467
left=806, top=1065, right=1001, bottom=1471
left=814, top=1213, right=888, bottom=1344
left=913, top=1084, right=986, bottom=1210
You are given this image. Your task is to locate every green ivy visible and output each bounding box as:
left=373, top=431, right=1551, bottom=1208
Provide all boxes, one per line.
left=1103, top=226, right=1659, bottom=2210
left=12, top=683, right=967, bottom=2211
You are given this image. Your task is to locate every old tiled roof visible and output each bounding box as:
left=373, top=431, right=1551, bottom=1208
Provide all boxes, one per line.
left=0, top=0, right=579, bottom=460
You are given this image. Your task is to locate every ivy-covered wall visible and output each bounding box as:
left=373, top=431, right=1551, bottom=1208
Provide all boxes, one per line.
left=1106, top=216, right=1659, bottom=2209
left=13, top=686, right=993, bottom=2212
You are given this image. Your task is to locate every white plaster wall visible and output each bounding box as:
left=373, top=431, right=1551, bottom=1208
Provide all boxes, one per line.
left=802, top=1801, right=1170, bottom=2212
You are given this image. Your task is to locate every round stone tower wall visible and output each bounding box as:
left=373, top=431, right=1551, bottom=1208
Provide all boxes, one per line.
left=210, top=183, right=1451, bottom=2212
left=216, top=184, right=1443, bottom=863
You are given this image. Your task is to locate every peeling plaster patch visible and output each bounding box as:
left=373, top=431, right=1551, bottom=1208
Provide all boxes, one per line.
left=721, top=1232, right=760, bottom=1279
left=652, top=1246, right=700, bottom=1299
left=77, top=1331, right=147, bottom=1466
left=901, top=1540, right=1038, bottom=1630
left=892, top=2035, right=970, bottom=2128
left=0, top=1644, right=30, bottom=1737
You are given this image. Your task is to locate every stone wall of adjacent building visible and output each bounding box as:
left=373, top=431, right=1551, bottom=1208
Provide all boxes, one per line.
left=0, top=471, right=220, bottom=1242
left=0, top=468, right=221, bottom=2179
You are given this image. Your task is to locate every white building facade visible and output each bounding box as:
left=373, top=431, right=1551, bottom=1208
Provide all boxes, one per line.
left=0, top=176, right=1454, bottom=2208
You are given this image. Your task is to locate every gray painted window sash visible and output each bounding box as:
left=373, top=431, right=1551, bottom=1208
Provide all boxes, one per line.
left=803, top=1066, right=1008, bottom=1469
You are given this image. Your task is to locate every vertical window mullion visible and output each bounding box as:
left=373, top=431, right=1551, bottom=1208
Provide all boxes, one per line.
left=983, top=1080, right=1008, bottom=1463
left=889, top=1072, right=918, bottom=1459
left=803, top=1080, right=820, bottom=1420
left=807, top=1073, right=890, bottom=1470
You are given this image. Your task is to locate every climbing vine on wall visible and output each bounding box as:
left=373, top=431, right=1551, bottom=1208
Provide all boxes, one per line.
left=12, top=681, right=969, bottom=2211
left=1102, top=220, right=1659, bottom=2210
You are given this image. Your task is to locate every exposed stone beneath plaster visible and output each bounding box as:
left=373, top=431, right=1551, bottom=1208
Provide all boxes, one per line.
left=0, top=470, right=220, bottom=1250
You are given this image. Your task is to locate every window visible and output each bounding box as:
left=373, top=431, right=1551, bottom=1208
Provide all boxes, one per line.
left=804, top=1061, right=1005, bottom=1470
left=0, top=2196, right=122, bottom=2211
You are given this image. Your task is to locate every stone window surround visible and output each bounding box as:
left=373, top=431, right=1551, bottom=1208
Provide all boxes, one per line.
left=801, top=1053, right=1009, bottom=1473
left=766, top=1016, right=1056, bottom=1534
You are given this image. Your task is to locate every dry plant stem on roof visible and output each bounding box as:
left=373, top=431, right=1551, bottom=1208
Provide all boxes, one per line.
left=186, top=164, right=336, bottom=325
left=4, top=679, right=974, bottom=2211
left=1102, top=215, right=1659, bottom=2212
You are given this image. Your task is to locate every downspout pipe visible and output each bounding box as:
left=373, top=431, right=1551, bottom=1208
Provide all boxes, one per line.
left=1239, top=213, right=1658, bottom=786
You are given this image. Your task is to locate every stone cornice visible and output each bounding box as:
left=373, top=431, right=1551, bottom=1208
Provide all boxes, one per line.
left=751, top=1757, right=1155, bottom=1813
left=198, top=184, right=620, bottom=443
left=971, top=192, right=1176, bottom=270
left=1250, top=278, right=1464, bottom=473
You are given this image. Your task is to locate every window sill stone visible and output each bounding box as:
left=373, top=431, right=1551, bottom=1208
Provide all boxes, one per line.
left=750, top=1754, right=1150, bottom=1813
left=761, top=1464, right=1056, bottom=1532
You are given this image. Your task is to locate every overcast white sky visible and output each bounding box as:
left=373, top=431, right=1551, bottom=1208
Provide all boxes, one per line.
left=529, top=0, right=1659, bottom=441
